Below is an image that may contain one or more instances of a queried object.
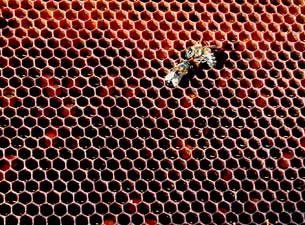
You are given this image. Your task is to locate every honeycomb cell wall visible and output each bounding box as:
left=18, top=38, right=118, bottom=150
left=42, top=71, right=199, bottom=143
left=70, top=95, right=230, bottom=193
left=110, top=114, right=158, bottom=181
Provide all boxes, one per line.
left=0, top=0, right=305, bottom=224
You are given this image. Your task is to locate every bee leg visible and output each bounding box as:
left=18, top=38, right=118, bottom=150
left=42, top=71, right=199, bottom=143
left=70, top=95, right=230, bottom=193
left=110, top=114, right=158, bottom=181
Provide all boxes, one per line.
left=198, top=56, right=208, bottom=64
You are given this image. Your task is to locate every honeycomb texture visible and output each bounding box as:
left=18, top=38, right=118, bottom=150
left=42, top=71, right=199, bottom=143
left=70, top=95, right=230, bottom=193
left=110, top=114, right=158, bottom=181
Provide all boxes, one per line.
left=1, top=0, right=305, bottom=224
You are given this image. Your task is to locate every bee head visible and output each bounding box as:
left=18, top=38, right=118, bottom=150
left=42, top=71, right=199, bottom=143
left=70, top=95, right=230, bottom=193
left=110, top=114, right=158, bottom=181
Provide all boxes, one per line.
left=165, top=80, right=174, bottom=87
left=165, top=77, right=179, bottom=88
left=185, top=48, right=195, bottom=59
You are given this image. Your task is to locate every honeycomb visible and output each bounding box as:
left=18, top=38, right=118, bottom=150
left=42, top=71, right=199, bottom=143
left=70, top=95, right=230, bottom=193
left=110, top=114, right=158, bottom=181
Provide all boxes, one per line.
left=0, top=0, right=305, bottom=224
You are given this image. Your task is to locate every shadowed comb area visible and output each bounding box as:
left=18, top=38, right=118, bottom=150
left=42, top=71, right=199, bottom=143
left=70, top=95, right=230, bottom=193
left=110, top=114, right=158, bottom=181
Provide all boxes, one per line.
left=0, top=0, right=305, bottom=225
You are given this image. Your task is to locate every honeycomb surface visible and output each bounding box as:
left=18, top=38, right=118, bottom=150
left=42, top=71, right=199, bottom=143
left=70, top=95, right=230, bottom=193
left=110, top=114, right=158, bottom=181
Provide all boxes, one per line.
left=0, top=0, right=305, bottom=224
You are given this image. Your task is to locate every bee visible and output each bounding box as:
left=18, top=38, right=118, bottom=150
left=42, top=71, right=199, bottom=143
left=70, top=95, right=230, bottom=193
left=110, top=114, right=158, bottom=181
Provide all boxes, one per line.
left=185, top=43, right=217, bottom=68
left=164, top=60, right=193, bottom=88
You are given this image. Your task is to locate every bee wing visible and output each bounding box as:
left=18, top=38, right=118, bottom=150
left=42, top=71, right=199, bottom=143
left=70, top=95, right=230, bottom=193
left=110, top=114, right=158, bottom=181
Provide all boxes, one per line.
left=164, top=70, right=176, bottom=82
